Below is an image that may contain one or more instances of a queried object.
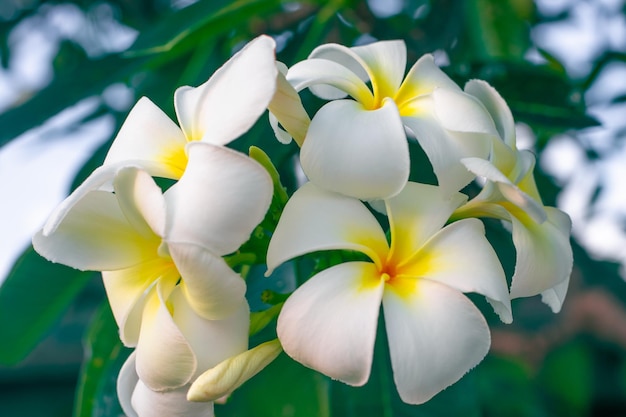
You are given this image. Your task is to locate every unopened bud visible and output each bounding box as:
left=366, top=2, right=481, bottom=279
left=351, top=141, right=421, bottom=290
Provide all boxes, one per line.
left=187, top=339, right=282, bottom=402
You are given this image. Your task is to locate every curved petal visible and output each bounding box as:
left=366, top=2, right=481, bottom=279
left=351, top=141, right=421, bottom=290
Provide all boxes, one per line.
left=168, top=241, right=247, bottom=320
left=400, top=219, right=511, bottom=323
left=266, top=183, right=389, bottom=275
left=169, top=286, right=249, bottom=375
left=402, top=98, right=490, bottom=194
left=104, top=97, right=188, bottom=179
left=350, top=40, right=407, bottom=101
left=300, top=99, right=409, bottom=200
left=102, top=260, right=177, bottom=346
left=541, top=277, right=570, bottom=314
left=432, top=88, right=498, bottom=136
left=132, top=381, right=214, bottom=417
left=113, top=167, right=166, bottom=239
left=386, top=182, right=467, bottom=263
left=277, top=261, right=384, bottom=386
left=464, top=79, right=516, bottom=148
left=165, top=142, right=272, bottom=256
left=117, top=353, right=140, bottom=417
left=396, top=54, right=460, bottom=109
left=268, top=69, right=311, bottom=145
left=509, top=208, right=573, bottom=310
left=287, top=58, right=374, bottom=106
left=135, top=280, right=197, bottom=391
left=174, top=35, right=277, bottom=145
left=383, top=279, right=490, bottom=404
left=33, top=190, right=159, bottom=271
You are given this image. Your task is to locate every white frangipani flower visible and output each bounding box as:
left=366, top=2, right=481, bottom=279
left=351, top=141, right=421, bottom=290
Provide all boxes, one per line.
left=276, top=40, right=500, bottom=200
left=33, top=143, right=272, bottom=390
left=266, top=182, right=511, bottom=404
left=454, top=80, right=573, bottom=313
left=43, top=35, right=280, bottom=236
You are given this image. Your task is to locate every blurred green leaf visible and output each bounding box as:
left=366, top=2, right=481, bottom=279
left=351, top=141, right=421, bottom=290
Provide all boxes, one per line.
left=125, top=0, right=284, bottom=57
left=217, top=353, right=330, bottom=417
left=73, top=302, right=129, bottom=417
left=0, top=246, right=97, bottom=365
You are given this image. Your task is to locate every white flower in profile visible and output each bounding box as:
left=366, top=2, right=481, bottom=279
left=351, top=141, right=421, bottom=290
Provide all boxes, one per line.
left=274, top=40, right=500, bottom=200
left=33, top=143, right=272, bottom=390
left=453, top=80, right=573, bottom=313
left=43, top=35, right=280, bottom=236
left=266, top=182, right=511, bottom=404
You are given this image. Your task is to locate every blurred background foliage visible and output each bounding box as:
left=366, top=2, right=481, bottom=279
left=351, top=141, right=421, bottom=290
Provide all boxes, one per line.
left=1, top=0, right=626, bottom=416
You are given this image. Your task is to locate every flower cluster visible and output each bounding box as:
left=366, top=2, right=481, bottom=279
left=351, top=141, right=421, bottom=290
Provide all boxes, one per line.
left=33, top=36, right=572, bottom=416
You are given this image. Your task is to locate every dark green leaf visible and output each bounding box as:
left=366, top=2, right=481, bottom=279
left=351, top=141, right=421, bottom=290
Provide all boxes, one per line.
left=0, top=246, right=97, bottom=365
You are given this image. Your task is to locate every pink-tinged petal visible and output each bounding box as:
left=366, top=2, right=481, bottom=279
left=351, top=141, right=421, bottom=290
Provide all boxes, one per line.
left=385, top=182, right=467, bottom=263
left=396, top=54, right=460, bottom=108
left=383, top=279, right=490, bottom=404
left=300, top=99, right=409, bottom=200
left=102, top=260, right=177, bottom=346
left=113, top=167, right=166, bottom=238
left=135, top=280, right=196, bottom=391
left=174, top=35, right=277, bottom=145
left=132, top=381, right=214, bottom=417
left=465, top=79, right=516, bottom=148
left=168, top=287, right=249, bottom=375
left=277, top=262, right=384, bottom=386
left=169, top=241, right=247, bottom=320
left=165, top=142, right=272, bottom=256
left=509, top=207, right=573, bottom=309
left=400, top=219, right=511, bottom=323
left=286, top=58, right=374, bottom=106
left=117, top=353, right=140, bottom=417
left=104, top=97, right=188, bottom=179
left=33, top=190, right=159, bottom=271
left=268, top=68, right=310, bottom=146
left=266, top=183, right=389, bottom=275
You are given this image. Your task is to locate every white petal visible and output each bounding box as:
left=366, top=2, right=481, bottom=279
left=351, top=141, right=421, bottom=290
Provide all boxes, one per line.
left=465, top=79, right=516, bottom=148
left=135, top=281, right=197, bottom=391
left=132, top=381, right=214, bottom=417
left=396, top=54, right=461, bottom=107
left=169, top=241, right=247, bottom=320
left=102, top=257, right=178, bottom=346
left=268, top=69, right=310, bottom=145
left=432, top=88, right=499, bottom=136
left=401, top=219, right=511, bottom=323
left=403, top=98, right=491, bottom=194
left=509, top=207, right=573, bottom=308
left=165, top=142, right=272, bottom=255
left=286, top=58, right=374, bottom=106
left=300, top=99, right=409, bottom=200
left=266, top=183, right=389, bottom=275
left=113, top=167, right=166, bottom=238
left=174, top=35, right=277, bottom=145
left=117, top=353, right=140, bottom=417
left=383, top=279, right=490, bottom=404
left=349, top=40, right=407, bottom=100
left=277, top=261, right=384, bottom=385
left=33, top=190, right=159, bottom=271
left=541, top=277, right=570, bottom=313
left=385, top=182, right=467, bottom=263
left=169, top=287, right=249, bottom=375
left=104, top=97, right=188, bottom=179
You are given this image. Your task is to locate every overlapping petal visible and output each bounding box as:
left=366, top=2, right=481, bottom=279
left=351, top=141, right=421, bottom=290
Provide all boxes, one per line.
left=266, top=183, right=389, bottom=275
left=396, top=54, right=460, bottom=105
left=174, top=35, right=277, bottom=145
left=164, top=142, right=272, bottom=256
left=300, top=99, right=409, bottom=200
left=277, top=262, right=384, bottom=386
left=383, top=279, right=490, bottom=404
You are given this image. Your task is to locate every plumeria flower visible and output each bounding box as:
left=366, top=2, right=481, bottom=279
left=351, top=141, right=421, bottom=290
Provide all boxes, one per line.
left=274, top=40, right=500, bottom=200
left=43, top=34, right=285, bottom=236
left=33, top=143, right=272, bottom=390
left=266, top=182, right=511, bottom=404
left=452, top=80, right=573, bottom=313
